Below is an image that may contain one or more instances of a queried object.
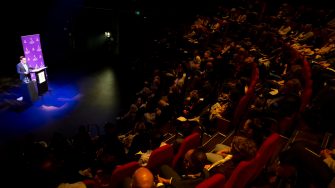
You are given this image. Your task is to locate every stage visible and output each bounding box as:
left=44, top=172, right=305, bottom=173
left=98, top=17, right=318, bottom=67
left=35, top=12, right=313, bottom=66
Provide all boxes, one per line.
left=0, top=63, right=141, bottom=144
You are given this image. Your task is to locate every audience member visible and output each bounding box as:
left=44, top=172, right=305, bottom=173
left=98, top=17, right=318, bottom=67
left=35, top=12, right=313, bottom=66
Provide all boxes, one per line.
left=157, top=148, right=209, bottom=188
left=276, top=142, right=335, bottom=188
left=123, top=167, right=156, bottom=188
left=205, top=135, right=257, bottom=178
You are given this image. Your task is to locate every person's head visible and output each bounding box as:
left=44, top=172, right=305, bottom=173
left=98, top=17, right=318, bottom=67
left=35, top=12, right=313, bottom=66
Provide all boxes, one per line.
left=131, top=167, right=155, bottom=188
left=279, top=78, right=302, bottom=95
left=134, top=121, right=147, bottom=134
left=230, top=136, right=257, bottom=162
left=275, top=147, right=298, bottom=178
left=130, top=104, right=138, bottom=113
left=242, top=117, right=268, bottom=136
left=20, top=56, right=26, bottom=64
left=183, top=148, right=207, bottom=174
left=183, top=149, right=195, bottom=170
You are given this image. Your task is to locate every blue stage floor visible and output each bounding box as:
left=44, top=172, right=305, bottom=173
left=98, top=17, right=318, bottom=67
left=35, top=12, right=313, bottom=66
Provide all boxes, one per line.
left=0, top=65, right=139, bottom=144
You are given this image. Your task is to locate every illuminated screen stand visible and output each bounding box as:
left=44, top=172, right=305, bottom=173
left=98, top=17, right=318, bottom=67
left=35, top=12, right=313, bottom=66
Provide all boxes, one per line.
left=21, top=34, right=49, bottom=97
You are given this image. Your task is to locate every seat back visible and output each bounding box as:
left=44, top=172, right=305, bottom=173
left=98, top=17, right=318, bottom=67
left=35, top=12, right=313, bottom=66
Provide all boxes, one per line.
left=249, top=63, right=259, bottom=94
left=253, top=133, right=282, bottom=169
left=299, top=84, right=313, bottom=113
left=302, top=59, right=312, bottom=82
left=224, top=160, right=254, bottom=188
left=224, top=133, right=282, bottom=188
left=232, top=93, right=253, bottom=128
left=147, top=144, right=174, bottom=173
left=172, top=132, right=201, bottom=168
left=196, top=173, right=226, bottom=188
left=110, top=161, right=140, bottom=188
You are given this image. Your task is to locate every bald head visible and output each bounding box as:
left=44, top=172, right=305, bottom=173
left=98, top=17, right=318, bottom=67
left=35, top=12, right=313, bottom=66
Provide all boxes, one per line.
left=185, top=149, right=195, bottom=161
left=131, top=167, right=154, bottom=188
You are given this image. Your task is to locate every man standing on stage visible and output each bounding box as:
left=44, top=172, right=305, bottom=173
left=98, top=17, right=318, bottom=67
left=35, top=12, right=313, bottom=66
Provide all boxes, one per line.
left=17, top=56, right=30, bottom=84
left=16, top=56, right=32, bottom=102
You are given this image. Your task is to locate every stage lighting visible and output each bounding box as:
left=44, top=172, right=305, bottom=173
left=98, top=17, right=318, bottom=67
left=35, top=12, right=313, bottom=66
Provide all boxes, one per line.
left=135, top=10, right=141, bottom=16
left=105, top=32, right=111, bottom=38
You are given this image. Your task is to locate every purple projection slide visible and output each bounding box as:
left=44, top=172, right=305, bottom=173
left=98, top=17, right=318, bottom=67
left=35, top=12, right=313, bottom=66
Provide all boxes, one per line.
left=21, top=34, right=46, bottom=81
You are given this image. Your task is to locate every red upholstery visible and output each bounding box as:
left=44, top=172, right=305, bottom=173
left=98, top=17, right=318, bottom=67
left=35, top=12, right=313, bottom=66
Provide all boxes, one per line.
left=196, top=173, right=226, bottom=188
left=299, top=86, right=313, bottom=113
left=224, top=133, right=282, bottom=188
left=82, top=179, right=98, bottom=188
left=243, top=63, right=259, bottom=96
left=249, top=63, right=259, bottom=92
left=224, top=160, right=253, bottom=188
left=253, top=133, right=282, bottom=169
left=303, top=59, right=312, bottom=82
left=232, top=63, right=259, bottom=128
left=110, top=161, right=140, bottom=188
left=172, top=132, right=201, bottom=168
left=147, top=144, right=174, bottom=173
left=299, top=59, right=313, bottom=112
left=232, top=93, right=253, bottom=128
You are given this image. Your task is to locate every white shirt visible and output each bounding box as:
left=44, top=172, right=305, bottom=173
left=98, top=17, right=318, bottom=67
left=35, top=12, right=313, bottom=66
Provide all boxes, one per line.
left=22, top=62, right=29, bottom=73
left=21, top=62, right=30, bottom=83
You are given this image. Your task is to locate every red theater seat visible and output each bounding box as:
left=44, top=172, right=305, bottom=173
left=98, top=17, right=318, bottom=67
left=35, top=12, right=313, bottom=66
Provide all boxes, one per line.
left=224, top=133, right=282, bottom=188
left=172, top=132, right=201, bottom=169
left=147, top=144, right=174, bottom=173
left=110, top=161, right=140, bottom=188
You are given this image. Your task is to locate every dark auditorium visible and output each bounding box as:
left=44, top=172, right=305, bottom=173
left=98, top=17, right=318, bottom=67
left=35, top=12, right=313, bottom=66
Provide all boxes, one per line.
left=1, top=0, right=335, bottom=187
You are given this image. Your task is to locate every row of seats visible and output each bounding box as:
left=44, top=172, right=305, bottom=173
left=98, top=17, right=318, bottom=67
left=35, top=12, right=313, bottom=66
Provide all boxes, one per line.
left=197, top=132, right=285, bottom=188
left=107, top=59, right=308, bottom=187
left=198, top=53, right=313, bottom=188
left=299, top=58, right=313, bottom=113
left=109, top=132, right=202, bottom=188
left=231, top=62, right=259, bottom=129
left=277, top=56, right=313, bottom=135
left=108, top=131, right=285, bottom=188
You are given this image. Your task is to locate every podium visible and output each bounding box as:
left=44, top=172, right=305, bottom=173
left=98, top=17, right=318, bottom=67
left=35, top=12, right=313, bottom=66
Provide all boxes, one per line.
left=30, top=67, right=48, bottom=96
left=22, top=81, right=39, bottom=103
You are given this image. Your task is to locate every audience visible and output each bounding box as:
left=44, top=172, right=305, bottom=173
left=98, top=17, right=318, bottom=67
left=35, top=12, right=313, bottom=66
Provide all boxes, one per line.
left=2, top=1, right=335, bottom=187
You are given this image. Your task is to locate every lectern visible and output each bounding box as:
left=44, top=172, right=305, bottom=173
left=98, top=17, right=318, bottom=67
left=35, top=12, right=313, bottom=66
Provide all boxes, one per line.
left=22, top=81, right=38, bottom=103
left=30, top=67, right=48, bottom=96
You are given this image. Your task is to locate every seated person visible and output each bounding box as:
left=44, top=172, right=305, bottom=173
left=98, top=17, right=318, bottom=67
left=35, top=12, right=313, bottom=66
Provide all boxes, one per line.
left=250, top=78, right=302, bottom=120
left=275, top=142, right=335, bottom=188
left=321, top=148, right=335, bottom=173
left=126, top=122, right=151, bottom=160
left=157, top=148, right=209, bottom=188
left=205, top=136, right=257, bottom=178
left=138, top=131, right=167, bottom=166
left=239, top=116, right=273, bottom=147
